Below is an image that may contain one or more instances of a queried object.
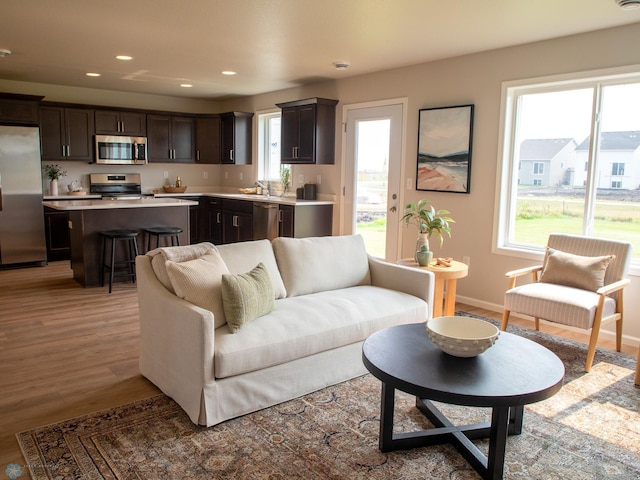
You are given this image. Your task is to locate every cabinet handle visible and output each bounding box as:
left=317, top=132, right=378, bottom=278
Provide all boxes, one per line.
left=216, top=212, right=221, bottom=224
left=292, top=146, right=298, bottom=158
left=119, top=121, right=124, bottom=132
left=229, top=149, right=234, bottom=161
left=66, top=145, right=70, bottom=157
left=196, top=150, right=200, bottom=161
left=62, top=145, right=66, bottom=157
left=233, top=215, right=238, bottom=227
left=278, top=210, right=283, bottom=222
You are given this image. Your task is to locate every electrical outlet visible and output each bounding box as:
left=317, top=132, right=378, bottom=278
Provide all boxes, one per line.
left=316, top=175, right=321, bottom=185
left=203, top=171, right=208, bottom=179
left=406, top=178, right=413, bottom=189
left=298, top=174, right=305, bottom=185
left=224, top=171, right=228, bottom=179
left=163, top=171, right=169, bottom=179
left=239, top=172, right=243, bottom=181
left=463, top=256, right=471, bottom=267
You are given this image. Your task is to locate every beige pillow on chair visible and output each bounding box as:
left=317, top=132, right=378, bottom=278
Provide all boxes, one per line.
left=540, top=248, right=614, bottom=292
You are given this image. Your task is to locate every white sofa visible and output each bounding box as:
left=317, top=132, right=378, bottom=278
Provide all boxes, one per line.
left=136, top=234, right=434, bottom=426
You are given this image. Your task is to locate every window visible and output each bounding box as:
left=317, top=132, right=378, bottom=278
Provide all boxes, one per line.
left=612, top=163, right=625, bottom=176
left=496, top=67, right=640, bottom=265
left=533, top=162, right=544, bottom=175
left=257, top=111, right=281, bottom=181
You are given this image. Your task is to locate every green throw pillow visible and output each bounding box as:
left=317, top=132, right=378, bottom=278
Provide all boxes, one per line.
left=540, top=248, right=614, bottom=292
left=221, top=263, right=275, bottom=333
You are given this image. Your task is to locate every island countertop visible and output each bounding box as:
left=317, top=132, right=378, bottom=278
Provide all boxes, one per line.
left=43, top=197, right=198, bottom=211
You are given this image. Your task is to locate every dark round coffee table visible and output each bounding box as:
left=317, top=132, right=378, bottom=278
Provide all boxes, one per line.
left=362, top=322, right=564, bottom=480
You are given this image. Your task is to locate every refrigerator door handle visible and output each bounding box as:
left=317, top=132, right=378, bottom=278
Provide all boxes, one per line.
left=0, top=170, right=3, bottom=211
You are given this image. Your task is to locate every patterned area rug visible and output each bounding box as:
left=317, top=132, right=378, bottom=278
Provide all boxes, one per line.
left=17, top=315, right=640, bottom=480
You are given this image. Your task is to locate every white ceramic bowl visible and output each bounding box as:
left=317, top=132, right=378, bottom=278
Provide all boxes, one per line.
left=426, top=316, right=500, bottom=357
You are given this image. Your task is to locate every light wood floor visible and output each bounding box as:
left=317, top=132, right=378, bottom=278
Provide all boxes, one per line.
left=0, top=261, right=636, bottom=474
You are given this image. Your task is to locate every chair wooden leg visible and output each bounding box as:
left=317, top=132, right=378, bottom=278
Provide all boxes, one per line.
left=635, top=345, right=640, bottom=386
left=501, top=310, right=510, bottom=331
left=534, top=317, right=540, bottom=331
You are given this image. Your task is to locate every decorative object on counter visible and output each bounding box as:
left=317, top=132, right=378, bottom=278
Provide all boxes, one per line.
left=402, top=198, right=454, bottom=261
left=416, top=245, right=433, bottom=266
left=163, top=186, right=187, bottom=193
left=175, top=176, right=182, bottom=187
left=67, top=179, right=82, bottom=192
left=303, top=183, right=317, bottom=200
left=43, top=163, right=67, bottom=196
left=280, top=165, right=291, bottom=197
left=239, top=187, right=258, bottom=194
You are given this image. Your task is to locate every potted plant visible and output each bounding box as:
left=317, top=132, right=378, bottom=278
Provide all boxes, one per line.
left=280, top=165, right=291, bottom=197
left=401, top=198, right=454, bottom=264
left=43, top=164, right=67, bottom=196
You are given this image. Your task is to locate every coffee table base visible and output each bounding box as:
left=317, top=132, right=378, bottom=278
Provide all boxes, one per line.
left=379, top=383, right=524, bottom=480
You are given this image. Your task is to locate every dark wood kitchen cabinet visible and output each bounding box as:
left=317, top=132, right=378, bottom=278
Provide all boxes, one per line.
left=0, top=93, right=42, bottom=125
left=94, top=110, right=146, bottom=136
left=40, top=106, right=94, bottom=162
left=205, top=197, right=223, bottom=244
left=220, top=112, right=253, bottom=165
left=221, top=199, right=253, bottom=243
left=195, top=116, right=221, bottom=164
left=44, top=206, right=70, bottom=261
left=278, top=203, right=333, bottom=238
left=147, top=114, right=194, bottom=163
left=277, top=98, right=338, bottom=165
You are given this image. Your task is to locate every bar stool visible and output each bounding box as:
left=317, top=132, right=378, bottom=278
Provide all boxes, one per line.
left=100, top=229, right=139, bottom=293
left=144, top=226, right=183, bottom=251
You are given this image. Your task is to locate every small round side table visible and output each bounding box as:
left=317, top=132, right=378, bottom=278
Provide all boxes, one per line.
left=398, top=258, right=468, bottom=317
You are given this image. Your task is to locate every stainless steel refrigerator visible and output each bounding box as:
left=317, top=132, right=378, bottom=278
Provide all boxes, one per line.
left=0, top=125, right=47, bottom=267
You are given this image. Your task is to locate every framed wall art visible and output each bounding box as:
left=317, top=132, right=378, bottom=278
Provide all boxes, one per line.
left=416, top=104, right=474, bottom=193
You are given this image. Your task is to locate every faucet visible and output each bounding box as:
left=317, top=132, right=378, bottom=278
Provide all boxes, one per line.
left=255, top=181, right=271, bottom=196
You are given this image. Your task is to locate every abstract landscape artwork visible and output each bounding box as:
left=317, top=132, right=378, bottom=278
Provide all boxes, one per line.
left=416, top=104, right=474, bottom=193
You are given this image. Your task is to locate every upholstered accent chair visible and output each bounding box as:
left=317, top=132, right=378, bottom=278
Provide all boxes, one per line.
left=635, top=346, right=639, bottom=386
left=502, top=234, right=632, bottom=373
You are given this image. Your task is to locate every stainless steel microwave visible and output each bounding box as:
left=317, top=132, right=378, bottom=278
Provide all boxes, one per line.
left=94, top=135, right=147, bottom=165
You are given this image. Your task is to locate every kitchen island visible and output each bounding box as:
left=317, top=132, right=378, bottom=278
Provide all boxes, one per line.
left=42, top=197, right=197, bottom=288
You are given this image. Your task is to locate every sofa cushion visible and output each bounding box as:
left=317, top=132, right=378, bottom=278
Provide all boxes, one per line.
left=217, top=239, right=287, bottom=299
left=222, top=263, right=275, bottom=333
left=166, top=250, right=230, bottom=329
left=540, top=248, right=614, bottom=292
left=147, top=242, right=218, bottom=294
left=272, top=235, right=371, bottom=297
left=213, top=285, right=427, bottom=378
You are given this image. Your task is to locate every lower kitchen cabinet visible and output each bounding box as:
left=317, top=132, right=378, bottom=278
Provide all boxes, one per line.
left=44, top=206, right=70, bottom=261
left=206, top=197, right=222, bottom=244
left=221, top=199, right=253, bottom=243
left=279, top=203, right=333, bottom=238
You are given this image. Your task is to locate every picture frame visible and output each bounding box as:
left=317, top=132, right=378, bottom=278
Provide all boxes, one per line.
left=416, top=104, right=474, bottom=193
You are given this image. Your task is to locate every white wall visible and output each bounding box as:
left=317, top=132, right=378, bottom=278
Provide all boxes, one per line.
left=3, top=22, right=640, bottom=345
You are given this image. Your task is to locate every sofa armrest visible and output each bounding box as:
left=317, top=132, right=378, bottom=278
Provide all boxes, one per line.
left=136, top=255, right=216, bottom=424
left=368, top=255, right=435, bottom=320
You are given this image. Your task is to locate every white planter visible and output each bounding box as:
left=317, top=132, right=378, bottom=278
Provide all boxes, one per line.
left=50, top=180, right=58, bottom=196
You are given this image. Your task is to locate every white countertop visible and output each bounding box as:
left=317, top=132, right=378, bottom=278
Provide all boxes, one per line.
left=42, top=197, right=198, bottom=211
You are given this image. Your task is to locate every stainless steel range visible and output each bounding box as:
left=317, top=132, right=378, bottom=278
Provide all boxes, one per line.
left=89, top=173, right=152, bottom=200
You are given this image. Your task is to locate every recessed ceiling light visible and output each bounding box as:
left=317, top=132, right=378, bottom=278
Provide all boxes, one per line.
left=180, top=83, right=193, bottom=88
left=86, top=72, right=101, bottom=77
left=332, top=61, right=350, bottom=70
left=116, top=55, right=133, bottom=61
left=221, top=71, right=237, bottom=76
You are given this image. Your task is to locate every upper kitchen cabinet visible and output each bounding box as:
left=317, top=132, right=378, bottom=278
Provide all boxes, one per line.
left=220, top=112, right=253, bottom=165
left=0, top=93, right=43, bottom=125
left=40, top=106, right=95, bottom=162
left=195, top=115, right=221, bottom=164
left=94, top=110, right=146, bottom=136
left=147, top=114, right=194, bottom=163
left=277, top=98, right=338, bottom=165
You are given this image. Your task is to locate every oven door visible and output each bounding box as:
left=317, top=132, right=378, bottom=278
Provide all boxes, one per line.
left=94, top=135, right=147, bottom=165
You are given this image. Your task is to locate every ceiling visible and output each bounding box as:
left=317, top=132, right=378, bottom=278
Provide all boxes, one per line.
left=1, top=0, right=639, bottom=100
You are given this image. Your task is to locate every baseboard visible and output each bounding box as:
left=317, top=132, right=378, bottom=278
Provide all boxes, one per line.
left=455, top=295, right=640, bottom=349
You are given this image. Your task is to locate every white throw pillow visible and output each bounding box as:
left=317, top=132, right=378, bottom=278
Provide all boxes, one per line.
left=166, top=250, right=230, bottom=328
left=148, top=242, right=218, bottom=293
